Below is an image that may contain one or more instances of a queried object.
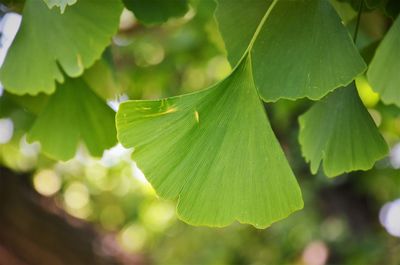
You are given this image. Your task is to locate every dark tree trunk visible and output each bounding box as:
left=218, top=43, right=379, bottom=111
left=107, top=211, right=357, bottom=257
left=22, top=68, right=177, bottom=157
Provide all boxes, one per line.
left=0, top=167, right=144, bottom=265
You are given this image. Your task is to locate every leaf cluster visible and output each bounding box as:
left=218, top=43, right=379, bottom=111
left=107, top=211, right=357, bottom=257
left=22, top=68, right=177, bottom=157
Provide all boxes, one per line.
left=0, top=0, right=399, bottom=228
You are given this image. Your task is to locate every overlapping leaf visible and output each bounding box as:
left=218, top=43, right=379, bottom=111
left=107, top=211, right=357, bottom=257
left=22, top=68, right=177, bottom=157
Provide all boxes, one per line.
left=83, top=57, right=121, bottom=100
left=367, top=16, right=400, bottom=107
left=123, top=0, right=188, bottom=25
left=43, top=0, right=77, bottom=13
left=28, top=78, right=117, bottom=161
left=299, top=85, right=388, bottom=177
left=215, top=0, right=366, bottom=101
left=338, top=0, right=382, bottom=9
left=338, top=0, right=400, bottom=18
left=0, top=92, right=38, bottom=133
left=0, top=0, right=123, bottom=95
left=117, top=56, right=303, bottom=228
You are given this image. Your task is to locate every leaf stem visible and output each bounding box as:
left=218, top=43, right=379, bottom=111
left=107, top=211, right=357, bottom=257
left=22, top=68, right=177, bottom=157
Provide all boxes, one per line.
left=353, top=0, right=364, bottom=43
left=233, top=0, right=279, bottom=71
left=247, top=0, right=279, bottom=52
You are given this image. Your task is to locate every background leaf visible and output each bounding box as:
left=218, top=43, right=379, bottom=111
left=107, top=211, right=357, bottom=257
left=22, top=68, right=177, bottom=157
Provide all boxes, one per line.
left=117, top=57, right=303, bottom=228
left=367, top=16, right=400, bottom=107
left=215, top=0, right=366, bottom=101
left=299, top=84, right=389, bottom=177
left=0, top=0, right=123, bottom=95
left=123, top=0, right=188, bottom=25
left=338, top=0, right=400, bottom=18
left=27, top=78, right=117, bottom=161
left=214, top=0, right=272, bottom=66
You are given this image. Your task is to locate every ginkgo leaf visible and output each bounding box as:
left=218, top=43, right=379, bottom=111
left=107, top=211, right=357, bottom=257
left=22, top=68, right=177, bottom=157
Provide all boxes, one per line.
left=27, top=78, right=117, bottom=161
left=339, top=0, right=400, bottom=18
left=83, top=57, right=122, bottom=100
left=116, top=56, right=303, bottom=228
left=338, top=0, right=380, bottom=10
left=367, top=16, right=400, bottom=107
left=299, top=84, right=388, bottom=177
left=43, top=0, right=77, bottom=13
left=123, top=0, right=188, bottom=25
left=0, top=0, right=123, bottom=95
left=215, top=0, right=366, bottom=101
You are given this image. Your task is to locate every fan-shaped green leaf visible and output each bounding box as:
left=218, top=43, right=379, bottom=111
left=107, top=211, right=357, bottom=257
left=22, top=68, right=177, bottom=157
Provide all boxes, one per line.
left=215, top=0, right=366, bottom=101
left=0, top=0, right=123, bottom=95
left=299, top=84, right=388, bottom=177
left=123, top=0, right=188, bottom=25
left=116, top=56, right=303, bottom=228
left=43, top=0, right=77, bottom=13
left=367, top=16, right=400, bottom=107
left=27, top=78, right=117, bottom=161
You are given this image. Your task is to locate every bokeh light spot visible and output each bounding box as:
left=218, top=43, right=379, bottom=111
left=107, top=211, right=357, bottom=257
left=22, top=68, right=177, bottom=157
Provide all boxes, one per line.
left=118, top=223, right=147, bottom=253
left=0, top=13, right=22, bottom=67
left=390, top=143, right=400, bottom=169
left=206, top=55, right=231, bottom=81
left=380, top=199, right=400, bottom=237
left=33, top=169, right=61, bottom=196
left=141, top=201, right=175, bottom=231
left=64, top=181, right=90, bottom=210
left=302, top=240, right=329, bottom=265
left=0, top=118, right=14, bottom=144
left=355, top=76, right=380, bottom=108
